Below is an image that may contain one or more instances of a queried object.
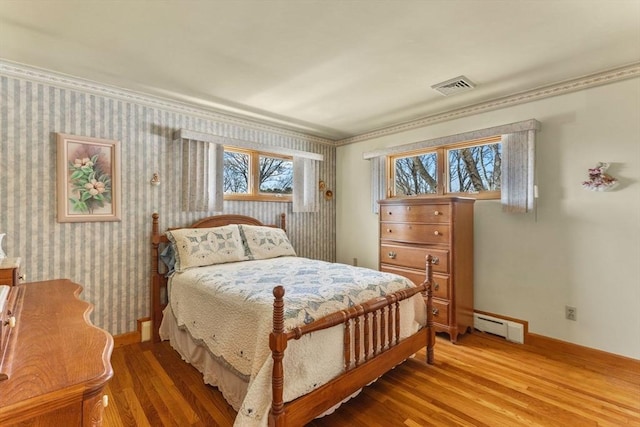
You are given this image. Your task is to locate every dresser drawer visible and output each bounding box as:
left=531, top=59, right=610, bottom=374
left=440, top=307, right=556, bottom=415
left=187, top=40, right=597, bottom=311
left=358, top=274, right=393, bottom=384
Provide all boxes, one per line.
left=380, top=265, right=450, bottom=300
left=380, top=203, right=450, bottom=223
left=381, top=244, right=449, bottom=273
left=0, top=270, right=14, bottom=287
left=380, top=223, right=450, bottom=245
left=0, top=285, right=21, bottom=375
left=431, top=299, right=450, bottom=326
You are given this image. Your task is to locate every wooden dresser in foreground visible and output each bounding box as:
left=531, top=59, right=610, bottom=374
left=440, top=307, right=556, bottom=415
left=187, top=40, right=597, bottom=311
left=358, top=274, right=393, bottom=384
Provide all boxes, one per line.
left=0, top=279, right=114, bottom=426
left=379, top=197, right=475, bottom=343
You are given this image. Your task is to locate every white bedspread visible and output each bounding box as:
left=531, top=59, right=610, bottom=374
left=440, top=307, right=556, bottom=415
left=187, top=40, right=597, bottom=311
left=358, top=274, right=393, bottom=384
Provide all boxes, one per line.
left=167, top=256, right=426, bottom=426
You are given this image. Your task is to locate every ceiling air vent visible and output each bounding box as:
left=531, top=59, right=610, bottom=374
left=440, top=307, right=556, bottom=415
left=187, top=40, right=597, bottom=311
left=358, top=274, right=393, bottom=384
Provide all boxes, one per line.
left=431, top=75, right=475, bottom=96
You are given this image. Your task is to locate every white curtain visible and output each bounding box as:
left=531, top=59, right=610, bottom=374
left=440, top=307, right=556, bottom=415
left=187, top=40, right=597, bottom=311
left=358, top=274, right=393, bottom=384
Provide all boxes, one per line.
left=292, top=157, right=318, bottom=213
left=370, top=156, right=387, bottom=214
left=501, top=130, right=535, bottom=213
left=181, top=139, right=224, bottom=212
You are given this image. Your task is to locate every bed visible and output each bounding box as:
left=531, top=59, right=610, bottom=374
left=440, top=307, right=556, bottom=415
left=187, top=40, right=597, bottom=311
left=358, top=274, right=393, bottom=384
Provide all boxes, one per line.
left=150, top=213, right=435, bottom=427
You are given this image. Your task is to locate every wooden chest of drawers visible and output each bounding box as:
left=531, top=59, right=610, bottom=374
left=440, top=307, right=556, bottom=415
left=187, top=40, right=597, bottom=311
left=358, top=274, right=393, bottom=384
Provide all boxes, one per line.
left=379, top=197, right=474, bottom=343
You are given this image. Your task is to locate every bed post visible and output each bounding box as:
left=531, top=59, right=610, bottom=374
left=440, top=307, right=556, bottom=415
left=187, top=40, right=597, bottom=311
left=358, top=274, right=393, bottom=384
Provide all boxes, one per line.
left=279, top=212, right=286, bottom=232
left=425, top=255, right=435, bottom=365
left=151, top=213, right=162, bottom=343
left=269, top=286, right=287, bottom=427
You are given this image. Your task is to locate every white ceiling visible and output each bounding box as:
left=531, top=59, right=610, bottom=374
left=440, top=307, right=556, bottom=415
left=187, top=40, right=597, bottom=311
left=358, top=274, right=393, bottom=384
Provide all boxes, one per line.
left=1, top=0, right=639, bottom=141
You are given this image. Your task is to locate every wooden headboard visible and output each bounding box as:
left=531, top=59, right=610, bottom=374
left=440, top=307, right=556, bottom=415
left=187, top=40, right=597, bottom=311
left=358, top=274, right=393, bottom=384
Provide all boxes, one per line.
left=150, top=212, right=286, bottom=342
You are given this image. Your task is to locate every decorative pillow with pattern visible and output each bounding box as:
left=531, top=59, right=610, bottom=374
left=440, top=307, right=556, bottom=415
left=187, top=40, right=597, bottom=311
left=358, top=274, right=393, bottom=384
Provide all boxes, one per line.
left=239, top=225, right=296, bottom=260
left=166, top=225, right=247, bottom=272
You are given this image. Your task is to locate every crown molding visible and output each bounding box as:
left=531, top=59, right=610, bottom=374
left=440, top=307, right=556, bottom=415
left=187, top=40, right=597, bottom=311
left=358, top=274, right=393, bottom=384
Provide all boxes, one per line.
left=3, top=59, right=638, bottom=148
left=337, top=62, right=640, bottom=146
left=0, top=59, right=335, bottom=146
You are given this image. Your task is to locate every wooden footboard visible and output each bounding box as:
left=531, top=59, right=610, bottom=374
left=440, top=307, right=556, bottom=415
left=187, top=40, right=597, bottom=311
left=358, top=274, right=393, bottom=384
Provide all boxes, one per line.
left=269, top=255, right=435, bottom=427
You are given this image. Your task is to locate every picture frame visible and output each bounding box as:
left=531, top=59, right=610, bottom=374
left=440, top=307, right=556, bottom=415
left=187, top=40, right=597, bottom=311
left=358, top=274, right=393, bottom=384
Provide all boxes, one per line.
left=56, top=133, right=121, bottom=222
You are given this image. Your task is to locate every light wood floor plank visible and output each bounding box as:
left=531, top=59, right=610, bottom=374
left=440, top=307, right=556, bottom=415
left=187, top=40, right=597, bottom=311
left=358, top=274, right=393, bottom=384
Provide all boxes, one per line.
left=105, top=333, right=640, bottom=426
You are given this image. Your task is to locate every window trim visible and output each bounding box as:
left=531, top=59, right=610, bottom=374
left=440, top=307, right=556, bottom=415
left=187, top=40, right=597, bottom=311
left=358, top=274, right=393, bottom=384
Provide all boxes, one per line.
left=387, top=136, right=502, bottom=200
left=223, top=146, right=293, bottom=202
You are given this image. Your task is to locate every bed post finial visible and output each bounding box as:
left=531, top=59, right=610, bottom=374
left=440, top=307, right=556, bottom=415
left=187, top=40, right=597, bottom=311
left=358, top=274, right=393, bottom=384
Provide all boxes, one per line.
left=269, top=285, right=287, bottom=426
left=152, top=212, right=160, bottom=236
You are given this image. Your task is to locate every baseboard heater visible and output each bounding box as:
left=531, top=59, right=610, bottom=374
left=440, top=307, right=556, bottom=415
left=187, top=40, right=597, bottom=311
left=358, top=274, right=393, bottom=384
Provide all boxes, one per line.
left=474, top=313, right=524, bottom=344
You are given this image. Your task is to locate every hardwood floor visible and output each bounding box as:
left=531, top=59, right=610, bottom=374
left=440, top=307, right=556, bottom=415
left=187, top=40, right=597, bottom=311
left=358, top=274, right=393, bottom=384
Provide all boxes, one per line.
left=104, top=333, right=640, bottom=426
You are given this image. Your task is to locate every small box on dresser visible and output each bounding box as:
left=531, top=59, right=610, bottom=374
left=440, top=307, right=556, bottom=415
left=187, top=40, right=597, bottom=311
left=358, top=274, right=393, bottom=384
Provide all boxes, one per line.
left=379, top=197, right=474, bottom=343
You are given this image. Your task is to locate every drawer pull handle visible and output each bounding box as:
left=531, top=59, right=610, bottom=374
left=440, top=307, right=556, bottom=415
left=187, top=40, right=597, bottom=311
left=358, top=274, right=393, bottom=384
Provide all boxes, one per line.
left=433, top=282, right=439, bottom=291
left=6, top=316, right=16, bottom=328
left=388, top=251, right=397, bottom=259
left=432, top=308, right=439, bottom=316
left=434, top=231, right=441, bottom=236
left=434, top=210, right=441, bottom=216
left=103, top=394, right=109, bottom=408
left=407, top=206, right=411, bottom=211
left=387, top=229, right=392, bottom=233
left=430, top=256, right=440, bottom=265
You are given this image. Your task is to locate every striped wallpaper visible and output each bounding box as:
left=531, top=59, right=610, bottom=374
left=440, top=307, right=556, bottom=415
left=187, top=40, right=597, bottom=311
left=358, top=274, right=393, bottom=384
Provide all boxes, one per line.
left=0, top=69, right=336, bottom=336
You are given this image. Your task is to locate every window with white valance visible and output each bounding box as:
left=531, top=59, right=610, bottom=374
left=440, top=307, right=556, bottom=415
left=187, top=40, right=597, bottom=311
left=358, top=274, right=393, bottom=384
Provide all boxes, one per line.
left=174, top=129, right=323, bottom=213
left=364, top=119, right=540, bottom=213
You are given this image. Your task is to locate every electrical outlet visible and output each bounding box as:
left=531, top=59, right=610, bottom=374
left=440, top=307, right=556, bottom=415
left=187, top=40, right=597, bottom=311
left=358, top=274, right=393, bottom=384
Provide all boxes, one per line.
left=565, top=305, right=577, bottom=321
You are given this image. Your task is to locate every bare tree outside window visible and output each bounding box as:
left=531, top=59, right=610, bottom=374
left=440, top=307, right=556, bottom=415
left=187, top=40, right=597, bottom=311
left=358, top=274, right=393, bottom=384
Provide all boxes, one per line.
left=223, top=151, right=249, bottom=193
left=259, top=155, right=293, bottom=194
left=448, top=143, right=501, bottom=193
left=223, top=149, right=293, bottom=199
left=390, top=138, right=501, bottom=198
left=394, top=152, right=438, bottom=195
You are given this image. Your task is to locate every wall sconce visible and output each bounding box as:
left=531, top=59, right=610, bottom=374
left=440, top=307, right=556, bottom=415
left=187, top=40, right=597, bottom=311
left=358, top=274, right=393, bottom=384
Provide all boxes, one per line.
left=319, top=180, right=333, bottom=200
left=150, top=173, right=161, bottom=186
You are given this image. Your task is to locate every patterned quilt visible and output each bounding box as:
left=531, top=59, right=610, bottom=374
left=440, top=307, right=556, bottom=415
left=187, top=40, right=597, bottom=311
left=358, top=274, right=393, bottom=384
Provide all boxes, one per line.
left=168, top=256, right=426, bottom=426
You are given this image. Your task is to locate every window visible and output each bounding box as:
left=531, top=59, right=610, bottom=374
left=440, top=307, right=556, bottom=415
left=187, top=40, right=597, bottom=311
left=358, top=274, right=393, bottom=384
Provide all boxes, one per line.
left=175, top=128, right=323, bottom=212
left=223, top=147, right=293, bottom=201
left=389, top=136, right=501, bottom=199
left=367, top=119, right=538, bottom=213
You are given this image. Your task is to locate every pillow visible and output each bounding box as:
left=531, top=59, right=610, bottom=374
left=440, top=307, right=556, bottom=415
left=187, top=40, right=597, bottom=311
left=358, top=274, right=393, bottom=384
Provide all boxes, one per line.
left=159, top=243, right=176, bottom=277
left=166, top=225, right=247, bottom=272
left=239, top=225, right=296, bottom=260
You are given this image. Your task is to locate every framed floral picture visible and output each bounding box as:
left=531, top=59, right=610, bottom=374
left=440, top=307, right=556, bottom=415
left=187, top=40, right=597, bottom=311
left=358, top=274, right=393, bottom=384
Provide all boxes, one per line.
left=56, top=133, right=121, bottom=222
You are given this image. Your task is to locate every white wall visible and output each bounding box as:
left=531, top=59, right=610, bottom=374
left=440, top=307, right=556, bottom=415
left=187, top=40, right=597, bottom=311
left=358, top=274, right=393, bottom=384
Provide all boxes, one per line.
left=336, top=77, right=640, bottom=359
